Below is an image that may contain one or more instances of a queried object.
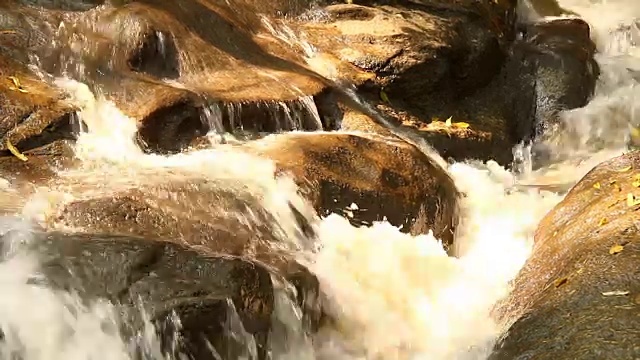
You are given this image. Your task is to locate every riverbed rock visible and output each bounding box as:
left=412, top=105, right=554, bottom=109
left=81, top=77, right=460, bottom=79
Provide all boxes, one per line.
left=0, top=231, right=277, bottom=360
left=299, top=0, right=517, bottom=105
left=0, top=54, right=77, bottom=156
left=46, top=160, right=323, bottom=329
left=491, top=151, right=640, bottom=359
left=505, top=18, right=599, bottom=166
left=336, top=18, right=599, bottom=165
left=0, top=0, right=336, bottom=152
left=243, top=132, right=460, bottom=248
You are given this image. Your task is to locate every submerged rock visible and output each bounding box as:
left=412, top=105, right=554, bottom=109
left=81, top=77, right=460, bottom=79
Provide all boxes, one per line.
left=243, top=132, right=460, bottom=249
left=491, top=151, right=640, bottom=359
left=0, top=231, right=277, bottom=360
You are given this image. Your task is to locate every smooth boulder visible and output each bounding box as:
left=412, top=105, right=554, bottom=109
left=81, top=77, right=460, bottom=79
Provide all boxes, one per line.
left=243, top=132, right=460, bottom=249
left=491, top=151, right=640, bottom=359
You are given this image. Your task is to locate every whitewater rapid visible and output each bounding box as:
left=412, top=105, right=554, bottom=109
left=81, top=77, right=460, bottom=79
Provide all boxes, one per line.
left=1, top=0, right=640, bottom=359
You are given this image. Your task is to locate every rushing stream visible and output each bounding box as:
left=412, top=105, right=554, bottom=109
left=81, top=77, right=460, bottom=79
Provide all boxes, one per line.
left=1, top=0, right=639, bottom=359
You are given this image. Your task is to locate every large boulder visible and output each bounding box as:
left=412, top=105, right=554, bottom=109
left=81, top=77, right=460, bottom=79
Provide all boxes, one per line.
left=242, top=132, right=460, bottom=249
left=298, top=0, right=517, bottom=106
left=491, top=151, right=640, bottom=359
left=0, top=230, right=277, bottom=360
left=0, top=0, right=338, bottom=157
left=303, top=0, right=598, bottom=165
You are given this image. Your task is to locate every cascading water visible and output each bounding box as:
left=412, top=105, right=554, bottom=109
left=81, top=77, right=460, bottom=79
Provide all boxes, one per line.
left=1, top=0, right=640, bottom=359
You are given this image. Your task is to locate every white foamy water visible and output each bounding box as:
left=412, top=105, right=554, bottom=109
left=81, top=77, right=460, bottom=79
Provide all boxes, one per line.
left=1, top=0, right=640, bottom=359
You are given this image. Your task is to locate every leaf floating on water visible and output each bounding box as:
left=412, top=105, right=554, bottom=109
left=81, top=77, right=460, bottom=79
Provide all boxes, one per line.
left=554, top=277, right=568, bottom=288
left=5, top=140, right=28, bottom=162
left=609, top=244, right=624, bottom=255
left=602, top=290, right=630, bottom=296
left=627, top=193, right=640, bottom=207
left=445, top=116, right=452, bottom=127
left=379, top=89, right=390, bottom=103
left=593, top=182, right=601, bottom=189
left=598, top=217, right=608, bottom=226
left=617, top=166, right=632, bottom=173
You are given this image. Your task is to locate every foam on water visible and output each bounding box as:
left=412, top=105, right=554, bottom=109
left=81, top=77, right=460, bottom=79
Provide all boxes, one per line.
left=1, top=0, right=640, bottom=359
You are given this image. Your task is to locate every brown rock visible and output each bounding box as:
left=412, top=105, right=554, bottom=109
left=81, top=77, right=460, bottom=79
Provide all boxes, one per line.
left=243, top=132, right=460, bottom=249
left=47, top=171, right=323, bottom=335
left=10, top=231, right=278, bottom=360
left=0, top=54, right=77, bottom=155
left=299, top=0, right=516, bottom=104
left=0, top=0, right=337, bottom=155
left=491, top=151, right=640, bottom=359
left=325, top=14, right=598, bottom=166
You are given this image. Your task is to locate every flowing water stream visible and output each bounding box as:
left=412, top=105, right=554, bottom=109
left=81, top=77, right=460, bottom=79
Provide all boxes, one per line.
left=1, top=0, right=640, bottom=359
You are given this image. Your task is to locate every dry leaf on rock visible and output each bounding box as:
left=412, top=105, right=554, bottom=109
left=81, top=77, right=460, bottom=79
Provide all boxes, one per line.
left=609, top=244, right=624, bottom=255
left=6, top=140, right=28, bottom=162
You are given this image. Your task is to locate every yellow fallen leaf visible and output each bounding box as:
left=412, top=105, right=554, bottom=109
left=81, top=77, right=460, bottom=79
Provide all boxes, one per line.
left=379, top=89, right=390, bottom=103
left=554, top=277, right=568, bottom=288
left=613, top=183, right=622, bottom=192
left=5, top=139, right=28, bottom=162
left=7, top=76, right=28, bottom=93
left=633, top=180, right=640, bottom=188
left=593, top=182, right=601, bottom=189
left=609, top=244, right=624, bottom=255
left=617, top=166, right=632, bottom=172
left=598, top=217, right=608, bottom=226
left=0, top=30, right=16, bottom=34
left=445, top=116, right=452, bottom=127
left=8, top=76, right=20, bottom=88
left=452, top=122, right=470, bottom=129
left=627, top=193, right=640, bottom=207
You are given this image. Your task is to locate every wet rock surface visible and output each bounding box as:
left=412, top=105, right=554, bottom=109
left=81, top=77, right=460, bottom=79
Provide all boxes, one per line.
left=491, top=151, right=640, bottom=359
left=0, top=0, right=599, bottom=164
left=243, top=132, right=460, bottom=249
left=0, top=231, right=277, bottom=360
left=322, top=10, right=599, bottom=165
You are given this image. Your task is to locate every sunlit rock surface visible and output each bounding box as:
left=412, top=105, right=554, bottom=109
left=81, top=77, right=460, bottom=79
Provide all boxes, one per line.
left=492, top=151, right=640, bottom=359
left=243, top=132, right=460, bottom=249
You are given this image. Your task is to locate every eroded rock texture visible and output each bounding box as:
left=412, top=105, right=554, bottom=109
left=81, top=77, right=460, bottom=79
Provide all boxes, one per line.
left=491, top=151, right=640, bottom=359
left=0, top=0, right=600, bottom=163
